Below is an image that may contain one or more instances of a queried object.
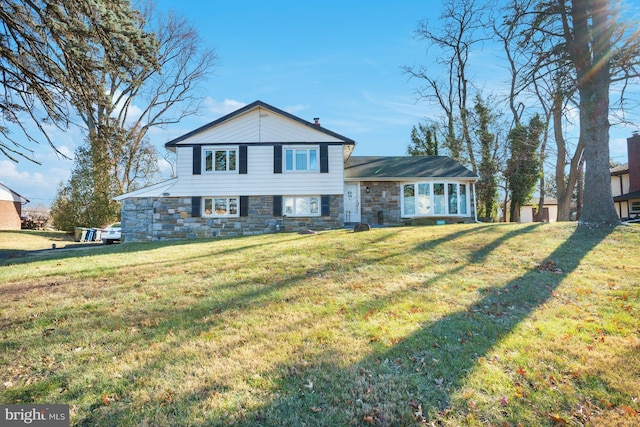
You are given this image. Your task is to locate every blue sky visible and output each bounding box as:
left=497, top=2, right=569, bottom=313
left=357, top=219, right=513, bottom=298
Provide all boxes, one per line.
left=1, top=0, right=637, bottom=207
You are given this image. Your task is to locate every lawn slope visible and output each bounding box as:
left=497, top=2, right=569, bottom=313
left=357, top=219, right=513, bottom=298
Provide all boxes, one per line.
left=0, top=223, right=638, bottom=426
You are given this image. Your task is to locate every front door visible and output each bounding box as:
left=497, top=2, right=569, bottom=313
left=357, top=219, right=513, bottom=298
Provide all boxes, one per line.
left=344, top=183, right=361, bottom=223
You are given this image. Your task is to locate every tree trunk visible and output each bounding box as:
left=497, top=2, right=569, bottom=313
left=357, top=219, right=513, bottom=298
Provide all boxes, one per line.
left=577, top=71, right=618, bottom=225
left=569, top=0, right=619, bottom=226
left=576, top=157, right=585, bottom=221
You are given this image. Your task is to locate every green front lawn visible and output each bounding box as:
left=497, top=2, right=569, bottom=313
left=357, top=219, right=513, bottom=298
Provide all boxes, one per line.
left=0, top=223, right=638, bottom=425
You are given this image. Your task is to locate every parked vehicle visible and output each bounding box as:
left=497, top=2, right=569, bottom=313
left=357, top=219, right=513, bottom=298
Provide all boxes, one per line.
left=102, top=223, right=122, bottom=244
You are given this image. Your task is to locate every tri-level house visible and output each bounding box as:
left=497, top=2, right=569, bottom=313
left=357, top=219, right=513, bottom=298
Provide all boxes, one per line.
left=116, top=101, right=478, bottom=241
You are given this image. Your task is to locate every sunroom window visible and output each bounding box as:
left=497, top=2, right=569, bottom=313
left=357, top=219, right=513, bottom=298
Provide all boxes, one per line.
left=402, top=182, right=469, bottom=217
left=203, top=197, right=238, bottom=217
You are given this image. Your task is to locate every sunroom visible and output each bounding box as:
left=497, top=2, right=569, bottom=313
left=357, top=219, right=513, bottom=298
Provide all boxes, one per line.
left=344, top=156, right=478, bottom=225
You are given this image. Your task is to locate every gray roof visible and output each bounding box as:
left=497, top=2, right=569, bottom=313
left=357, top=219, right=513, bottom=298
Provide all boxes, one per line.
left=613, top=190, right=640, bottom=202
left=611, top=163, right=628, bottom=175
left=344, top=156, right=477, bottom=180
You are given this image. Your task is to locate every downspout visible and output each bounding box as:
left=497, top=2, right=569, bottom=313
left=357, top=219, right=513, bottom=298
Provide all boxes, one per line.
left=473, top=181, right=480, bottom=223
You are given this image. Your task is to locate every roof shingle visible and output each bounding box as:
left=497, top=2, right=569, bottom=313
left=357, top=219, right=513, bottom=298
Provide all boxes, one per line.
left=344, top=156, right=477, bottom=180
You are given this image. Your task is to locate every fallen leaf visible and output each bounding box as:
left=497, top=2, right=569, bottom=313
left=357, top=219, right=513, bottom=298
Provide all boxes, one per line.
left=304, top=379, right=313, bottom=390
left=621, top=405, right=639, bottom=416
left=363, top=415, right=375, bottom=424
left=516, top=366, right=526, bottom=376
left=499, top=396, right=509, bottom=406
left=414, top=404, right=424, bottom=420
left=548, top=414, right=568, bottom=425
left=310, top=406, right=323, bottom=413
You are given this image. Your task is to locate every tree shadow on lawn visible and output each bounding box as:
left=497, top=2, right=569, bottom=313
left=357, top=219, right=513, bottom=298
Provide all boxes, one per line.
left=2, top=224, right=612, bottom=426
left=231, top=225, right=615, bottom=426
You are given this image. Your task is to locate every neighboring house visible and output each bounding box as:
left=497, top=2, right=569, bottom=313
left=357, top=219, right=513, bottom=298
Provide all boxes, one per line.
left=611, top=132, right=640, bottom=220
left=115, top=101, right=478, bottom=241
left=0, top=183, right=29, bottom=230
left=519, top=198, right=558, bottom=223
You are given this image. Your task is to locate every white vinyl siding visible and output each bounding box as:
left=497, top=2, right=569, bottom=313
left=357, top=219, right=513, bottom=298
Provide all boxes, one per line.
left=173, top=145, right=343, bottom=196
left=172, top=108, right=344, bottom=145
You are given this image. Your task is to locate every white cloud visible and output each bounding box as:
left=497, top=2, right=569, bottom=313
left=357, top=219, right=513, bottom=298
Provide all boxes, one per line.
left=204, top=98, right=246, bottom=115
left=0, top=160, right=62, bottom=206
left=284, top=104, right=307, bottom=114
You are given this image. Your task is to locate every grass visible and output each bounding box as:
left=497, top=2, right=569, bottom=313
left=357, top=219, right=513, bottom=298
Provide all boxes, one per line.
left=0, top=222, right=639, bottom=426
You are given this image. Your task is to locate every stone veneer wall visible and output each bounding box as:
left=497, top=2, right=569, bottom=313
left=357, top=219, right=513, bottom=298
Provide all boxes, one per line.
left=359, top=181, right=402, bottom=225
left=121, top=195, right=344, bottom=242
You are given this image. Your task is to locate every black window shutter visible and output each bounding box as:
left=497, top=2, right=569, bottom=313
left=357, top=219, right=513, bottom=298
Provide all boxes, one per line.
left=239, top=145, right=248, bottom=174
left=193, top=146, right=201, bottom=175
left=273, top=195, right=282, bottom=217
left=321, top=195, right=330, bottom=216
left=320, top=144, right=329, bottom=173
left=240, top=196, right=249, bottom=217
left=274, top=145, right=282, bottom=173
left=192, top=196, right=201, bottom=217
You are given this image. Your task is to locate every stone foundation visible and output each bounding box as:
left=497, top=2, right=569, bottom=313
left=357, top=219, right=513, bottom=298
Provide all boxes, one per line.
left=121, top=195, right=343, bottom=242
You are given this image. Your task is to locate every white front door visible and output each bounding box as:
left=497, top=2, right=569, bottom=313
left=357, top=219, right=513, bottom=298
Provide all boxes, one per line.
left=344, top=183, right=361, bottom=223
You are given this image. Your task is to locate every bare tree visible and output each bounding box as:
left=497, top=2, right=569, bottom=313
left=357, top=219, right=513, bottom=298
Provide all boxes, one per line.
left=405, top=0, right=493, bottom=172
left=527, top=0, right=640, bottom=226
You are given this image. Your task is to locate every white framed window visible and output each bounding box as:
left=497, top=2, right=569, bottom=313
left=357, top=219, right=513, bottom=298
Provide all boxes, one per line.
left=402, top=182, right=469, bottom=217
left=204, top=147, right=237, bottom=173
left=284, top=147, right=318, bottom=172
left=203, top=197, right=239, bottom=217
left=283, top=196, right=320, bottom=216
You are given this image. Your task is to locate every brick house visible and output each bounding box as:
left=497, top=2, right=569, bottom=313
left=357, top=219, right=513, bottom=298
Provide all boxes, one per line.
left=0, top=183, right=29, bottom=230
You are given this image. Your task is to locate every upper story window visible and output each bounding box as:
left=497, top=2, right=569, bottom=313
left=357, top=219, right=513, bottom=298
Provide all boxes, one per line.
left=204, top=148, right=237, bottom=173
left=284, top=147, right=318, bottom=172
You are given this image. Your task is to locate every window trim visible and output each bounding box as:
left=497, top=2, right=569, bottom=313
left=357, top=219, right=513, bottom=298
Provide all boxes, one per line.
left=202, top=196, right=240, bottom=217
left=202, top=146, right=239, bottom=173
left=283, top=146, right=319, bottom=172
left=282, top=195, right=321, bottom=217
left=401, top=181, right=470, bottom=217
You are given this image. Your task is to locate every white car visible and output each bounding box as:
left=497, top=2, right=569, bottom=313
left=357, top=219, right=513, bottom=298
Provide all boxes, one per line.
left=102, top=223, right=122, bottom=245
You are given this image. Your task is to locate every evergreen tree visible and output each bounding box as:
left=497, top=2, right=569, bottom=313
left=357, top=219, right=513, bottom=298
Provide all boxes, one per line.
left=506, top=115, right=544, bottom=222
left=407, top=122, right=439, bottom=156
left=473, top=95, right=499, bottom=218
left=0, top=0, right=157, bottom=162
left=50, top=145, right=120, bottom=232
